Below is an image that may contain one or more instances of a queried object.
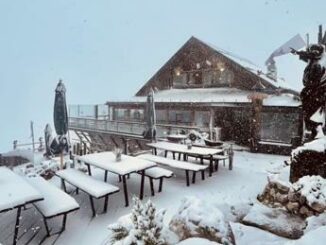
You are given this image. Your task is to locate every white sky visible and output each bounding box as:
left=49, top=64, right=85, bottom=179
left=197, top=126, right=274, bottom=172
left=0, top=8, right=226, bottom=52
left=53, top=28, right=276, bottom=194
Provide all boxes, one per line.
left=0, top=0, right=325, bottom=152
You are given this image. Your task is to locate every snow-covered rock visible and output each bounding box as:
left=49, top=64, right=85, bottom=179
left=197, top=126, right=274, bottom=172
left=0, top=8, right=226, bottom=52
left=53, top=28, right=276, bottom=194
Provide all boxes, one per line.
left=242, top=203, right=306, bottom=239
left=285, top=226, right=326, bottom=245
left=305, top=213, right=326, bottom=234
left=169, top=196, right=235, bottom=244
left=291, top=175, right=326, bottom=213
left=177, top=237, right=221, bottom=245
left=230, top=222, right=289, bottom=245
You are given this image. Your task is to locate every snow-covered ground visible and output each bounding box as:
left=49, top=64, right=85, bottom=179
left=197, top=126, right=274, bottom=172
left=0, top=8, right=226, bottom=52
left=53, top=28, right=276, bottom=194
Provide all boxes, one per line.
left=0, top=150, right=317, bottom=245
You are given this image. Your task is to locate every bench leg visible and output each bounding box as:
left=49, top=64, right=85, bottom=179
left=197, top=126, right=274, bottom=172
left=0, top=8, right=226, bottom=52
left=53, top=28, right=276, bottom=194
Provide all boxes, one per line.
left=185, top=170, right=190, bottom=186
left=76, top=188, right=79, bottom=195
left=178, top=153, right=181, bottom=160
left=104, top=170, right=108, bottom=182
left=229, top=157, right=233, bottom=170
left=87, top=163, right=92, bottom=176
left=122, top=175, right=129, bottom=207
left=139, top=170, right=145, bottom=200
left=164, top=150, right=167, bottom=157
left=172, top=152, right=175, bottom=160
left=183, top=153, right=187, bottom=161
left=192, top=171, right=196, bottom=184
left=201, top=170, right=205, bottom=180
left=149, top=177, right=155, bottom=196
left=89, top=196, right=96, bottom=217
left=158, top=177, right=163, bottom=192
left=200, top=157, right=204, bottom=165
left=13, top=207, right=22, bottom=245
left=43, top=218, right=50, bottom=237
left=103, top=195, right=109, bottom=213
left=61, top=214, right=67, bottom=232
left=118, top=175, right=122, bottom=182
left=154, top=148, right=157, bottom=155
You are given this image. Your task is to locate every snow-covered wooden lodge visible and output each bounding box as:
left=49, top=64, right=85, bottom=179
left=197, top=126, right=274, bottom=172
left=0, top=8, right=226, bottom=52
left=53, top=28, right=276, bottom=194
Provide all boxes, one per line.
left=69, top=37, right=301, bottom=154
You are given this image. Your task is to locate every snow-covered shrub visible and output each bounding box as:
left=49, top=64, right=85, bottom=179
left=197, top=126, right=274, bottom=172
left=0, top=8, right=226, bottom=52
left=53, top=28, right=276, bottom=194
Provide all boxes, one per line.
left=292, top=175, right=326, bottom=213
left=107, top=197, right=168, bottom=245
left=169, top=196, right=234, bottom=245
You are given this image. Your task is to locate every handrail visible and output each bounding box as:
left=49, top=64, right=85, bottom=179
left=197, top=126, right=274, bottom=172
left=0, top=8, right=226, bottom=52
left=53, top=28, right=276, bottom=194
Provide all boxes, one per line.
left=68, top=117, right=203, bottom=130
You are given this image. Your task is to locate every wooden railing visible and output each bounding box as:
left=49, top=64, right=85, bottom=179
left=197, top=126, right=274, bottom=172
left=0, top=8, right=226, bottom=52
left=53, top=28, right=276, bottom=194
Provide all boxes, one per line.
left=68, top=117, right=206, bottom=138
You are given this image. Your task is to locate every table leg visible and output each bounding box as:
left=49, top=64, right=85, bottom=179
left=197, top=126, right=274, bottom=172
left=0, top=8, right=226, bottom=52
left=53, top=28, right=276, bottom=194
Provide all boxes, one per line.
left=185, top=170, right=190, bottom=186
left=87, top=163, right=92, bottom=176
left=183, top=153, right=187, bottom=161
left=154, top=148, right=157, bottom=155
left=192, top=171, right=196, bottom=184
left=104, top=170, right=108, bottom=182
left=140, top=170, right=145, bottom=200
left=209, top=156, right=213, bottom=177
left=122, top=175, right=129, bottom=207
left=61, top=214, right=67, bottom=232
left=201, top=170, right=205, bottom=180
left=158, top=177, right=163, bottom=192
left=149, top=177, right=155, bottom=196
left=103, top=195, right=109, bottom=213
left=89, top=196, right=96, bottom=217
left=172, top=152, right=175, bottom=160
left=164, top=150, right=167, bottom=158
left=13, top=206, right=22, bottom=245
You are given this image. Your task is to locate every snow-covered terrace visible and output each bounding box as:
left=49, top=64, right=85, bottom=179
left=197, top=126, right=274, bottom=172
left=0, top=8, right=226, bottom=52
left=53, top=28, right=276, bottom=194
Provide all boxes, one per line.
left=0, top=150, right=292, bottom=245
left=109, top=88, right=301, bottom=107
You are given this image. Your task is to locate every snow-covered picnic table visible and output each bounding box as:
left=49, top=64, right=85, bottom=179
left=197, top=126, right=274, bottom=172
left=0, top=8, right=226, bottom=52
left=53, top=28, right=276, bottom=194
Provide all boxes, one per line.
left=75, top=152, right=156, bottom=207
left=147, top=141, right=223, bottom=176
left=147, top=141, right=222, bottom=156
left=0, top=167, right=43, bottom=245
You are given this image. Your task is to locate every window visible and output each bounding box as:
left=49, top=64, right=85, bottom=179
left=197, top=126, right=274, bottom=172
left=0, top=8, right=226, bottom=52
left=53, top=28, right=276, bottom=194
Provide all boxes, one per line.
left=156, top=110, right=168, bottom=123
left=203, top=70, right=234, bottom=86
left=168, top=110, right=191, bottom=125
left=173, top=73, right=187, bottom=86
left=194, top=111, right=210, bottom=127
left=114, top=108, right=130, bottom=121
left=130, top=109, right=144, bottom=121
left=260, top=112, right=299, bottom=143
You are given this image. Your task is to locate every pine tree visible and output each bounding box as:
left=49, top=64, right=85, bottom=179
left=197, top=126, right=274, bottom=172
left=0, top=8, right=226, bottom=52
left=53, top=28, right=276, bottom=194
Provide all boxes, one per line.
left=108, top=197, right=168, bottom=245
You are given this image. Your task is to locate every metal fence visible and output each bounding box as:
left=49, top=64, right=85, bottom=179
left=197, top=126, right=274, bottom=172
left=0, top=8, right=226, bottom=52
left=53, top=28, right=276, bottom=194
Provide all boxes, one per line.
left=69, top=117, right=205, bottom=138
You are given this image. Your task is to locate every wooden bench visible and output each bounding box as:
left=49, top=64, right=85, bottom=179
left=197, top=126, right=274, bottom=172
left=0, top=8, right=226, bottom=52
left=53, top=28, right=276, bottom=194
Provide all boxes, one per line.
left=55, top=169, right=120, bottom=217
left=143, top=167, right=173, bottom=196
left=26, top=177, right=80, bottom=237
left=212, top=147, right=233, bottom=171
left=137, top=154, right=208, bottom=186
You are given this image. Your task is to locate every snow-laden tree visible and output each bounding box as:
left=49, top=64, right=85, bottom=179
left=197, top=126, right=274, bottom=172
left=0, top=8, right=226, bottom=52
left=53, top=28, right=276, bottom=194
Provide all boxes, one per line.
left=107, top=196, right=167, bottom=245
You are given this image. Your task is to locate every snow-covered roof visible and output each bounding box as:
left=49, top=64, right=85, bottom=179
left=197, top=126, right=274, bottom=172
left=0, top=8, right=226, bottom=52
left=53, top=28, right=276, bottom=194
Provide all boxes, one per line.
left=204, top=40, right=298, bottom=92
left=112, top=88, right=300, bottom=107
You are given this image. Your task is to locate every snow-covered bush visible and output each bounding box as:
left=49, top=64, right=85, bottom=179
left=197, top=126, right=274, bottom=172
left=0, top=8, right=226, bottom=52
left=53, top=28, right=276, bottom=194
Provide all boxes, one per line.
left=169, top=196, right=234, bottom=245
left=107, top=197, right=168, bottom=245
left=292, top=175, right=326, bottom=213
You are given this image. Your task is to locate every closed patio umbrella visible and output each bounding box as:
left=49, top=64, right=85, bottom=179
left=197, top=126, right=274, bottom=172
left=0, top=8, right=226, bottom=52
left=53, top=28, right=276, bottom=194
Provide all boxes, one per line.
left=53, top=80, right=69, bottom=167
left=143, top=89, right=156, bottom=141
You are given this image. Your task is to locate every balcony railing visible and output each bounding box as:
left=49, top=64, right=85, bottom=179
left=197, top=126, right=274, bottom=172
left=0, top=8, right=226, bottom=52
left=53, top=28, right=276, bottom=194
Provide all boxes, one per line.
left=69, top=117, right=206, bottom=138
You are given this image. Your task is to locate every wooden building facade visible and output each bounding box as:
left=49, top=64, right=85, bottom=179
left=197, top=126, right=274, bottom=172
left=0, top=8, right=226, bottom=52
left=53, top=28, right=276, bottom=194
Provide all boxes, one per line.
left=69, top=37, right=302, bottom=154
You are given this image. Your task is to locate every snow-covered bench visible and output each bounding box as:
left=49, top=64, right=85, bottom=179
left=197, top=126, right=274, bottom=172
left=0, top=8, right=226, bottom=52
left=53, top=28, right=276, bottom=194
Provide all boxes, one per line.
left=137, top=154, right=208, bottom=186
left=143, top=167, right=174, bottom=196
left=26, top=177, right=80, bottom=237
left=212, top=147, right=233, bottom=171
left=55, top=169, right=120, bottom=217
